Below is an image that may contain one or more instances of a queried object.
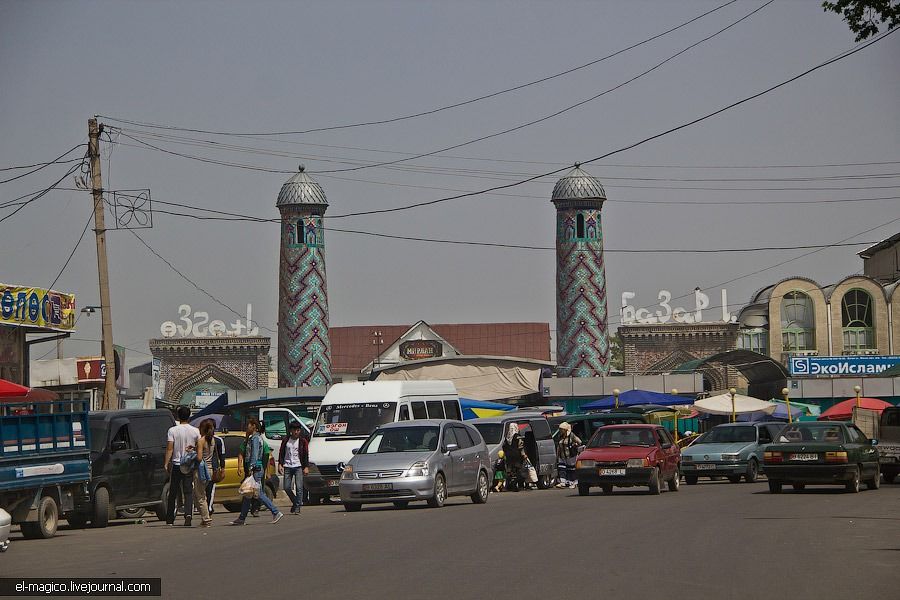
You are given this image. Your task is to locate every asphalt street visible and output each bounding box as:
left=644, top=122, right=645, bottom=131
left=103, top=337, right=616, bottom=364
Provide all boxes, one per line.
left=3, top=480, right=899, bottom=600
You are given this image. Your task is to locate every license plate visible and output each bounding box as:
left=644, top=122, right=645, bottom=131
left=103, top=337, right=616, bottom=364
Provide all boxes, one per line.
left=362, top=483, right=393, bottom=491
left=599, top=468, right=625, bottom=476
left=697, top=464, right=715, bottom=470
left=790, top=453, right=818, bottom=461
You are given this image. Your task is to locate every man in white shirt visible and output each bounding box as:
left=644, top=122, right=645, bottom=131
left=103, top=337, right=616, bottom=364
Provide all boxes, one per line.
left=164, top=406, right=200, bottom=526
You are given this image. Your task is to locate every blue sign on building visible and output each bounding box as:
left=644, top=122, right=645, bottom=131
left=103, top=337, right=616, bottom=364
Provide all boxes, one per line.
left=789, top=355, right=900, bottom=376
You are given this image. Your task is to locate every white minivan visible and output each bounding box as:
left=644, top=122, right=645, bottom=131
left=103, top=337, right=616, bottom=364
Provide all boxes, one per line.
left=305, top=380, right=461, bottom=503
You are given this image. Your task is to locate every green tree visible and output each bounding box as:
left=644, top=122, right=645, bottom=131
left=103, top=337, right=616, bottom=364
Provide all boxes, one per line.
left=609, top=333, right=624, bottom=372
left=823, top=0, right=899, bottom=41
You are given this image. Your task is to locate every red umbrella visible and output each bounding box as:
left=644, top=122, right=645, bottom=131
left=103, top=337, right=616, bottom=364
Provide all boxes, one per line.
left=0, top=378, right=58, bottom=402
left=818, top=397, right=894, bottom=421
left=0, top=378, right=30, bottom=397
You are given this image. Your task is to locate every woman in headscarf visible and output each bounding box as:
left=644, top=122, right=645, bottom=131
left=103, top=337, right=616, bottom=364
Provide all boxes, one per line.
left=555, top=422, right=582, bottom=489
left=501, top=423, right=527, bottom=492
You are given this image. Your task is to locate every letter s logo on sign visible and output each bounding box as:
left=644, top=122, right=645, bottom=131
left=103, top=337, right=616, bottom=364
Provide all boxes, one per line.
left=791, top=357, right=810, bottom=375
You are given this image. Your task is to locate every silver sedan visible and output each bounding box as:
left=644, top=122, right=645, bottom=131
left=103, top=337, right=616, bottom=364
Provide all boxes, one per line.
left=339, top=419, right=492, bottom=511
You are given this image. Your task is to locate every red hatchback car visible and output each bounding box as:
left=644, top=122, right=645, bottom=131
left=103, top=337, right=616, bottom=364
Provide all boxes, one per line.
left=574, top=424, right=681, bottom=495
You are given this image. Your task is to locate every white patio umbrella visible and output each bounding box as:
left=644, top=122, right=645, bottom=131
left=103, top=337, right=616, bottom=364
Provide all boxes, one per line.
left=694, top=393, right=778, bottom=417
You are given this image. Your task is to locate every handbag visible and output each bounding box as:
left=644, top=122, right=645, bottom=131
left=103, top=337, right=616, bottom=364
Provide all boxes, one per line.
left=239, top=475, right=260, bottom=498
left=211, top=440, right=226, bottom=484
left=179, top=451, right=198, bottom=475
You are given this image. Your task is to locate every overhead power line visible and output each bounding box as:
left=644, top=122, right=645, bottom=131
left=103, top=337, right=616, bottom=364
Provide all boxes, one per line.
left=0, top=160, right=86, bottom=225
left=0, top=144, right=86, bottom=185
left=325, top=26, right=899, bottom=219
left=97, top=1, right=741, bottom=137
left=48, top=210, right=94, bottom=290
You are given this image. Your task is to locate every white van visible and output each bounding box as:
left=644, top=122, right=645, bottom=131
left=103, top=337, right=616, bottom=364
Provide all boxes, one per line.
left=305, top=380, right=461, bottom=503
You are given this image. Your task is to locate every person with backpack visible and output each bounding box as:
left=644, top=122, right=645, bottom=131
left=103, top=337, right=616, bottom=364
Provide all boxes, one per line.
left=277, top=421, right=309, bottom=514
left=555, top=422, right=583, bottom=489
left=230, top=418, right=283, bottom=525
left=164, top=406, right=200, bottom=526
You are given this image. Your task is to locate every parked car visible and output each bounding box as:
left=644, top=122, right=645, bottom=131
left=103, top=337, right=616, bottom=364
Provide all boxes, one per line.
left=763, top=422, right=881, bottom=493
left=574, top=424, right=681, bottom=495
left=548, top=412, right=647, bottom=445
left=0, top=507, right=10, bottom=552
left=680, top=422, right=785, bottom=485
left=471, top=413, right=558, bottom=489
left=215, top=432, right=280, bottom=512
left=339, top=420, right=491, bottom=511
left=69, top=409, right=175, bottom=528
left=876, top=406, right=900, bottom=483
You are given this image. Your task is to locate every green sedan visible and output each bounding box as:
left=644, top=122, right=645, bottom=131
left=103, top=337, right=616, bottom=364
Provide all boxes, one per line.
left=763, top=422, right=880, bottom=493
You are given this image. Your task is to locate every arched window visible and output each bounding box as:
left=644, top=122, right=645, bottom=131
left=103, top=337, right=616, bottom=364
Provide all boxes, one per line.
left=841, top=289, right=875, bottom=352
left=576, top=213, right=585, bottom=239
left=780, top=291, right=815, bottom=351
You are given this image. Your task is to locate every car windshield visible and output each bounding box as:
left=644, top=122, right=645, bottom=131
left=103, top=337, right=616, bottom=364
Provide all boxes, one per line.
left=702, top=426, right=757, bottom=444
left=474, top=423, right=503, bottom=445
left=359, top=427, right=440, bottom=453
left=314, top=403, right=397, bottom=437
left=589, top=428, right=656, bottom=448
left=777, top=424, right=845, bottom=443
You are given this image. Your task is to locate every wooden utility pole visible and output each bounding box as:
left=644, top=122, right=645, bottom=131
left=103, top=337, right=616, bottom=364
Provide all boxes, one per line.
left=88, top=118, right=117, bottom=410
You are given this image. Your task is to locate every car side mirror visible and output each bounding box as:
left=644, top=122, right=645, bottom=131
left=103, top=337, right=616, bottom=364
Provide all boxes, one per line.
left=111, top=440, right=127, bottom=452
left=662, top=443, right=673, bottom=449
left=870, top=439, right=878, bottom=446
left=445, top=443, right=459, bottom=453
left=351, top=448, right=360, bottom=455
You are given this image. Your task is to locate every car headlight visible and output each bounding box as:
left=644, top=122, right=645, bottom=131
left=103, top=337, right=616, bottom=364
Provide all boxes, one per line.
left=405, top=461, right=429, bottom=477
left=626, top=458, right=649, bottom=468
left=576, top=459, right=595, bottom=469
left=340, top=465, right=354, bottom=480
left=721, top=453, right=740, bottom=461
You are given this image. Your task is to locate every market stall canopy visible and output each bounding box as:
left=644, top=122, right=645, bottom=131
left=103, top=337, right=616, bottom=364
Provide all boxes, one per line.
left=459, top=398, right=516, bottom=420
left=818, top=397, right=893, bottom=421
left=694, top=393, right=777, bottom=416
left=737, top=403, right=804, bottom=422
left=581, top=389, right=693, bottom=411
left=0, top=378, right=58, bottom=402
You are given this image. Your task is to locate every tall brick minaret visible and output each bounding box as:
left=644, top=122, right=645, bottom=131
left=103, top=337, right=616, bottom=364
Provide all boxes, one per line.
left=276, top=166, right=331, bottom=387
left=552, top=165, right=610, bottom=377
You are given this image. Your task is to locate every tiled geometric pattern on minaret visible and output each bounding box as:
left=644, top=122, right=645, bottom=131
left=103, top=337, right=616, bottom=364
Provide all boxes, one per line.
left=556, top=208, right=609, bottom=376
left=276, top=168, right=332, bottom=387
left=552, top=166, right=610, bottom=377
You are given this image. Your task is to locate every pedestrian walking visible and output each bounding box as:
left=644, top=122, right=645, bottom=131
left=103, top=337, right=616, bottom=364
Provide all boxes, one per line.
left=230, top=418, right=284, bottom=525
left=193, top=420, right=214, bottom=527
left=555, top=422, right=583, bottom=488
left=203, top=423, right=226, bottom=515
left=502, top=423, right=527, bottom=492
left=239, top=424, right=273, bottom=517
left=164, top=406, right=200, bottom=526
left=277, top=421, right=309, bottom=514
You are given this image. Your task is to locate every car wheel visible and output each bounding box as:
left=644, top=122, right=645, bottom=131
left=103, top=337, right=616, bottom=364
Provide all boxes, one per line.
left=866, top=465, right=881, bottom=490
left=471, top=471, right=489, bottom=504
left=21, top=496, right=59, bottom=539
left=648, top=468, right=661, bottom=495
left=685, top=475, right=698, bottom=486
left=427, top=474, right=446, bottom=508
left=392, top=501, right=409, bottom=509
left=578, top=483, right=591, bottom=496
left=727, top=475, right=742, bottom=484
left=600, top=484, right=613, bottom=495
left=792, top=483, right=805, bottom=491
left=768, top=480, right=782, bottom=494
left=668, top=469, right=680, bottom=492
left=343, top=503, right=362, bottom=512
left=118, top=507, right=146, bottom=519
left=845, top=467, right=860, bottom=493
left=90, top=487, right=110, bottom=529
left=745, top=459, right=759, bottom=483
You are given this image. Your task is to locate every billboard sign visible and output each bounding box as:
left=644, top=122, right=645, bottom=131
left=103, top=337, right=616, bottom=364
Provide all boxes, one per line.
left=0, top=284, right=75, bottom=332
left=789, top=355, right=900, bottom=377
left=400, top=340, right=442, bottom=361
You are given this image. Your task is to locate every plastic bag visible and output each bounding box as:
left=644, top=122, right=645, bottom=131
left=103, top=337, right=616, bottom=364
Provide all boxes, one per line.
left=527, top=466, right=538, bottom=483
left=239, top=476, right=260, bottom=498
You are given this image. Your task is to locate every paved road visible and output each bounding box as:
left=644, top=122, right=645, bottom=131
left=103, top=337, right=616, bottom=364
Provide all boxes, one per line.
left=3, top=481, right=899, bottom=600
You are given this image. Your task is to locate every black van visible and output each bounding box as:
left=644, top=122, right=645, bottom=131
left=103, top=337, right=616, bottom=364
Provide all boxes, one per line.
left=548, top=412, right=648, bottom=444
left=69, top=409, right=174, bottom=528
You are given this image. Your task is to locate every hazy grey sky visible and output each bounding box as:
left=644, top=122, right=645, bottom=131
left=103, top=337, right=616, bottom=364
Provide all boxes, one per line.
left=1, top=0, right=898, bottom=368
